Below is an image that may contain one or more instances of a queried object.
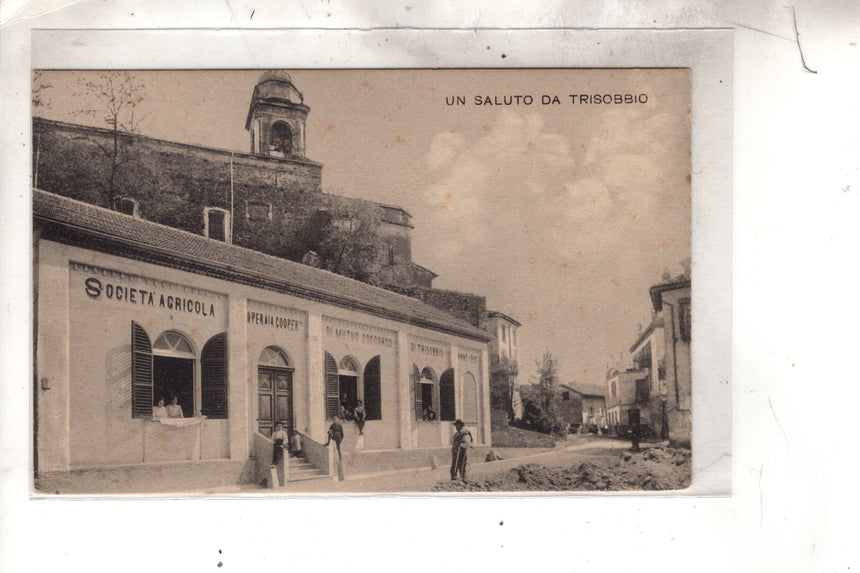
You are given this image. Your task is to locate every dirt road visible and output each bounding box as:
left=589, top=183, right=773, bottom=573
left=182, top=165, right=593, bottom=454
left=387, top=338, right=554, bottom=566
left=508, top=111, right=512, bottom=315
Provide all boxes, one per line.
left=254, top=437, right=645, bottom=494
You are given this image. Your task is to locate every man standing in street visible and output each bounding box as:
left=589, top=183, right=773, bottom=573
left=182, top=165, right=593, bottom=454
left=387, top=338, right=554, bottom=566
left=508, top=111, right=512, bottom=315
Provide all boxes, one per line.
left=324, top=415, right=346, bottom=481
left=450, top=419, right=473, bottom=481
left=324, top=415, right=345, bottom=460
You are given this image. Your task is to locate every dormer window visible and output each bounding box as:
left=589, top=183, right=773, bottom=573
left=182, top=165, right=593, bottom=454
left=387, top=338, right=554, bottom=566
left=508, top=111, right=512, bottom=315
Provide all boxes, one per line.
left=118, top=196, right=139, bottom=217
left=204, top=207, right=231, bottom=243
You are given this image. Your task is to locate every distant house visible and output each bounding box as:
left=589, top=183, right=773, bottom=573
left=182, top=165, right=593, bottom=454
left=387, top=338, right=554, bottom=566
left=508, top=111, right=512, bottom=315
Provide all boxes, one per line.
left=605, top=368, right=650, bottom=436
left=556, top=384, right=583, bottom=427
left=649, top=277, right=691, bottom=448
left=572, top=383, right=607, bottom=429
left=605, top=270, right=691, bottom=447
left=557, top=382, right=606, bottom=430
left=487, top=311, right=520, bottom=366
left=629, top=316, right=668, bottom=439
left=487, top=311, right=522, bottom=417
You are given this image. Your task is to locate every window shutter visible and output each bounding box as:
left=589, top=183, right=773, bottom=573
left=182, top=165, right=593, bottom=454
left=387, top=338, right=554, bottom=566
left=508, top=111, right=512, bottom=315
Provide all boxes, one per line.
left=363, top=355, right=382, bottom=421
left=201, top=332, right=228, bottom=419
left=131, top=321, right=153, bottom=418
left=439, top=369, right=456, bottom=421
left=324, top=352, right=339, bottom=419
left=413, top=365, right=422, bottom=421
left=679, top=300, right=691, bottom=342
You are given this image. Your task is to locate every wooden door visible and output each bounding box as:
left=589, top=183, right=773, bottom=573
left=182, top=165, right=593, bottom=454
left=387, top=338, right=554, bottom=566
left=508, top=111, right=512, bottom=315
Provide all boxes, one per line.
left=257, top=367, right=293, bottom=437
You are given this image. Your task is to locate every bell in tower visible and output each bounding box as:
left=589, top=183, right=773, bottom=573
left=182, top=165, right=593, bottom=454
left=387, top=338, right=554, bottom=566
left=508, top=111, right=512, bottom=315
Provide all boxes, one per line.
left=245, top=71, right=309, bottom=158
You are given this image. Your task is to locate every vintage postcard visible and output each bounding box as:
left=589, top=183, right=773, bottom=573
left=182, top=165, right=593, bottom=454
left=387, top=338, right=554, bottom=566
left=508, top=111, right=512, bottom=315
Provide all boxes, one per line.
left=31, top=68, right=691, bottom=494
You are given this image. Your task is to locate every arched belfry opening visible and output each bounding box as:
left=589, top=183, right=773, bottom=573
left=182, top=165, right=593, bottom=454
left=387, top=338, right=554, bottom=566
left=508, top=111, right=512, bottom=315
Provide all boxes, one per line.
left=245, top=70, right=309, bottom=158
left=269, top=122, right=293, bottom=156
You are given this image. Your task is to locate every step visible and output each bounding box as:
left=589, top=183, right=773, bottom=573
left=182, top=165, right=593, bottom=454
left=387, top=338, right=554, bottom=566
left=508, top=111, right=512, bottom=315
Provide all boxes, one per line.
left=285, top=458, right=328, bottom=483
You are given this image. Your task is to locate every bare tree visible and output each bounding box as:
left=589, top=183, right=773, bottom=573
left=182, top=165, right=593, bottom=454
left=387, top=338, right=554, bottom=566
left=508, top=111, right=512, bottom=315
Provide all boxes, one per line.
left=73, top=72, right=147, bottom=210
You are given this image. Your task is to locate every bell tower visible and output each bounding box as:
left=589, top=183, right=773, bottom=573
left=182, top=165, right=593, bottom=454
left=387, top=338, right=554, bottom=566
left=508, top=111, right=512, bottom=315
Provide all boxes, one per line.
left=245, top=71, right=309, bottom=158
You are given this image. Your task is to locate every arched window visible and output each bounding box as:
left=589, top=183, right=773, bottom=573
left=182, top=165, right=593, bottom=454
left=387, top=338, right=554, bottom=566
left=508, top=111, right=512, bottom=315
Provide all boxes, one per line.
left=153, top=331, right=194, bottom=356
left=416, top=367, right=437, bottom=421
left=152, top=331, right=195, bottom=418
left=259, top=346, right=291, bottom=368
left=363, top=356, right=381, bottom=421
left=201, top=333, right=228, bottom=419
left=439, top=368, right=456, bottom=421
left=270, top=122, right=292, bottom=155
left=337, top=355, right=360, bottom=417
left=339, top=356, right=359, bottom=374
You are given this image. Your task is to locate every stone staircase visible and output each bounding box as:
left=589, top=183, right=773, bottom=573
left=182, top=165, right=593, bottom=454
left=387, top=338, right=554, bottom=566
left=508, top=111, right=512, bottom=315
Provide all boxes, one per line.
left=286, top=455, right=328, bottom=482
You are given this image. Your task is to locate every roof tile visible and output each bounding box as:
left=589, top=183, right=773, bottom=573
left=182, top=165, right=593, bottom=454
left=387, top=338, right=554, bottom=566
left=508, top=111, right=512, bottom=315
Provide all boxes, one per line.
left=34, top=189, right=489, bottom=341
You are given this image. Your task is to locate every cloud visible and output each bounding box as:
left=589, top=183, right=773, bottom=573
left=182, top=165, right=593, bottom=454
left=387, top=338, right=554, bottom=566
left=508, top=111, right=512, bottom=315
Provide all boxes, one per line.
left=426, top=131, right=466, bottom=169
left=413, top=104, right=689, bottom=384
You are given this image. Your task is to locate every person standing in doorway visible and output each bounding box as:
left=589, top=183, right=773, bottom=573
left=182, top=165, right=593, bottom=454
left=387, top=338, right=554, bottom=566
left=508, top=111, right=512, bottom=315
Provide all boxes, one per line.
left=340, top=393, right=354, bottom=421
left=324, top=415, right=345, bottom=460
left=271, top=423, right=288, bottom=467
left=450, top=419, right=473, bottom=481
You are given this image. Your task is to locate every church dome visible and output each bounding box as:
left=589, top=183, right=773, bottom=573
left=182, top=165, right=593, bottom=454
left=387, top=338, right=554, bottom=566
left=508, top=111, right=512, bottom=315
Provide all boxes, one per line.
left=255, top=70, right=303, bottom=104
left=258, top=70, right=293, bottom=84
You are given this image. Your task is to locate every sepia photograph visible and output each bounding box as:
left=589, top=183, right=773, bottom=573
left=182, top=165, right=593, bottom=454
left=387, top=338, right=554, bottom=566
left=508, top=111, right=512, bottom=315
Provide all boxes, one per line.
left=31, top=68, right=692, bottom=494
left=3, top=2, right=853, bottom=569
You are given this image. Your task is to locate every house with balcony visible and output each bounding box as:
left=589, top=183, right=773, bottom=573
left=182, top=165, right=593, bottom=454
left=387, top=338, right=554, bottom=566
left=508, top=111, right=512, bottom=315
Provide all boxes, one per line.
left=605, top=367, right=650, bottom=436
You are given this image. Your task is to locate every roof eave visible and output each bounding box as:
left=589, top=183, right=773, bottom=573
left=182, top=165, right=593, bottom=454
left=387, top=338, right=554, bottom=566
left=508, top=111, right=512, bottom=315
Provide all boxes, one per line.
left=35, top=215, right=491, bottom=344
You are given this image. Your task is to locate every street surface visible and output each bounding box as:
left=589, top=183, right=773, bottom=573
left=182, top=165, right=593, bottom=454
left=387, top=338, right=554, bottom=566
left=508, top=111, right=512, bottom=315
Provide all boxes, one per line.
left=199, top=436, right=633, bottom=495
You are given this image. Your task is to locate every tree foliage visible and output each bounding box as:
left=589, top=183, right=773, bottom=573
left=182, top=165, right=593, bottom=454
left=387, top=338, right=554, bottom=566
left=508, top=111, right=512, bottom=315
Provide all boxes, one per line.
left=518, top=352, right=567, bottom=437
left=534, top=351, right=559, bottom=415
left=313, top=195, right=384, bottom=284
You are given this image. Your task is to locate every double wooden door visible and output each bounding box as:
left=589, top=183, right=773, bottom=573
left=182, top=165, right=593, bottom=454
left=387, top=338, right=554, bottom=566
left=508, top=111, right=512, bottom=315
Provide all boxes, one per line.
left=257, top=367, right=293, bottom=438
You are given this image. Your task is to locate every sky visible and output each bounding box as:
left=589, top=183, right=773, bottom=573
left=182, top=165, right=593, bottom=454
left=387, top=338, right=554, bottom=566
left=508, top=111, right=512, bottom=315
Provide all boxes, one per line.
left=34, top=69, right=690, bottom=387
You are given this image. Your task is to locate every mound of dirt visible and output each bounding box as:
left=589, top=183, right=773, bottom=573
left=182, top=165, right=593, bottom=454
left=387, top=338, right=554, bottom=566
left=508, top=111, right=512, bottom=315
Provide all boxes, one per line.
left=433, top=446, right=691, bottom=492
